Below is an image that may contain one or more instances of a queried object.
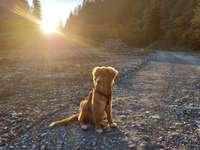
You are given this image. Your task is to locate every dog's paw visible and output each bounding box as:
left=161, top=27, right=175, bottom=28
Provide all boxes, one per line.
left=109, top=122, right=117, bottom=128
left=81, top=124, right=88, bottom=130
left=96, top=128, right=103, bottom=134
left=49, top=122, right=56, bottom=128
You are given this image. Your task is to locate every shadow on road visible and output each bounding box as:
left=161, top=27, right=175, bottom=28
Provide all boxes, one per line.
left=151, top=51, right=200, bottom=66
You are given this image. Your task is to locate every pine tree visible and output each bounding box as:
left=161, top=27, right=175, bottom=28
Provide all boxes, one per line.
left=33, top=0, right=41, bottom=20
left=190, top=0, right=200, bottom=49
left=148, top=0, right=162, bottom=43
left=83, top=0, right=90, bottom=6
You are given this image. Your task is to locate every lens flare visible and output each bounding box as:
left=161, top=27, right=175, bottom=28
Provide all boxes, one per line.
left=40, top=21, right=57, bottom=34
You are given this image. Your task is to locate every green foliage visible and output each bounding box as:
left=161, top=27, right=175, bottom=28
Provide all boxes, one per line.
left=65, top=0, right=199, bottom=50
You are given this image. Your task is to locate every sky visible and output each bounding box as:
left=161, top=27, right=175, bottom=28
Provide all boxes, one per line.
left=27, top=0, right=83, bottom=27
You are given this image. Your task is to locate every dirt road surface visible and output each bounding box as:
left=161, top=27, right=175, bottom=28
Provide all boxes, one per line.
left=0, top=49, right=200, bottom=150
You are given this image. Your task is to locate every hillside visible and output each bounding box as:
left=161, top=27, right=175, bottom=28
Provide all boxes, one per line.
left=0, top=0, right=39, bottom=50
left=65, top=0, right=199, bottom=50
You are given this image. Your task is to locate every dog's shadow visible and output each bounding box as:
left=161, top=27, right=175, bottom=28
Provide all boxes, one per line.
left=48, top=122, right=129, bottom=150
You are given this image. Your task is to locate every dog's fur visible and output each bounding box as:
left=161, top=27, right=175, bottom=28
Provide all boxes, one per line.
left=49, top=66, right=118, bottom=133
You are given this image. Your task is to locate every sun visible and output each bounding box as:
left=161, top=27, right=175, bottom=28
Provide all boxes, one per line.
left=40, top=21, right=57, bottom=34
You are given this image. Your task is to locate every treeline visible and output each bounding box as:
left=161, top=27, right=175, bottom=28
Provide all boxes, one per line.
left=65, top=0, right=200, bottom=50
left=0, top=0, right=41, bottom=49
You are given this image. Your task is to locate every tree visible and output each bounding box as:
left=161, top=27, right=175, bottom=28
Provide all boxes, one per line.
left=190, top=0, right=200, bottom=49
left=64, top=0, right=199, bottom=50
left=33, top=0, right=41, bottom=21
left=144, top=0, right=162, bottom=44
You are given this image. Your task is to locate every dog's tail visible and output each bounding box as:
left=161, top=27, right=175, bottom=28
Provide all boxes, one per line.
left=49, top=114, right=79, bottom=127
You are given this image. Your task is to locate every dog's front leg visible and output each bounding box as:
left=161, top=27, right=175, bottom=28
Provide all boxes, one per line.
left=92, top=101, right=103, bottom=133
left=106, top=101, right=117, bottom=128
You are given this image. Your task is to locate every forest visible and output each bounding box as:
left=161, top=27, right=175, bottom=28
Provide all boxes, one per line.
left=65, top=0, right=200, bottom=50
left=1, top=0, right=200, bottom=50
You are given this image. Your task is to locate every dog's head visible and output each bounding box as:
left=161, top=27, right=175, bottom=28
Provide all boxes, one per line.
left=92, top=66, right=118, bottom=92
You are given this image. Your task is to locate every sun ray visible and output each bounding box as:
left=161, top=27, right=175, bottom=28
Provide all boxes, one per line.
left=9, top=3, right=95, bottom=49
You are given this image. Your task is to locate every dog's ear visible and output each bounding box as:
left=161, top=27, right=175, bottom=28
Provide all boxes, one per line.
left=92, top=66, right=102, bottom=82
left=107, top=67, right=118, bottom=79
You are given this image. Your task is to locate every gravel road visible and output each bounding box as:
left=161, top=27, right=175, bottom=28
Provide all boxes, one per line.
left=0, top=50, right=200, bottom=150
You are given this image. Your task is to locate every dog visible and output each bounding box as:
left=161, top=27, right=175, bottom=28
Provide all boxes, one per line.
left=49, top=66, right=118, bottom=133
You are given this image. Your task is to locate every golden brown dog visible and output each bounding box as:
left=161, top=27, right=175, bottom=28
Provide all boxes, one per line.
left=49, top=66, right=118, bottom=133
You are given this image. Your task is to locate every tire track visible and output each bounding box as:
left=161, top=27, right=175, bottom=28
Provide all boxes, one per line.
left=118, top=55, right=152, bottom=89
